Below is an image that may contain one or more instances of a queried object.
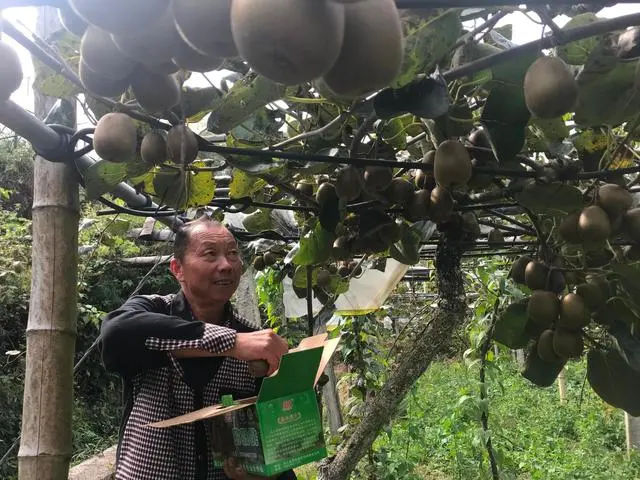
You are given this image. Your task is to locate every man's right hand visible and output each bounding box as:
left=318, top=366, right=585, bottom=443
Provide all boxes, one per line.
left=227, top=329, right=289, bottom=376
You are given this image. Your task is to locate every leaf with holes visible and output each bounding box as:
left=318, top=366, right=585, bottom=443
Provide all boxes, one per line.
left=587, top=348, right=640, bottom=416
left=492, top=299, right=530, bottom=349
left=293, top=220, right=335, bottom=266
left=188, top=163, right=216, bottom=208
left=389, top=223, right=420, bottom=265
left=83, top=160, right=152, bottom=199
left=152, top=165, right=215, bottom=209
left=556, top=13, right=602, bottom=65
left=515, top=183, right=584, bottom=216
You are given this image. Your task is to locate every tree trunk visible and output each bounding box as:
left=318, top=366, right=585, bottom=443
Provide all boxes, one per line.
left=317, top=232, right=468, bottom=480
left=18, top=8, right=78, bottom=480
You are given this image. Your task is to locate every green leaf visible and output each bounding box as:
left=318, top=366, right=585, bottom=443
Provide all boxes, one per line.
left=493, top=299, right=530, bottom=349
left=151, top=165, right=215, bottom=209
left=527, top=116, right=571, bottom=151
left=574, top=39, right=640, bottom=127
left=587, top=348, right=640, bottom=416
left=391, top=9, right=463, bottom=89
left=293, top=221, right=335, bottom=266
left=242, top=209, right=274, bottom=233
left=83, top=160, right=152, bottom=199
left=229, top=169, right=267, bottom=198
left=556, top=13, right=602, bottom=65
left=33, top=30, right=82, bottom=99
left=229, top=108, right=284, bottom=144
left=375, top=76, right=451, bottom=120
left=389, top=223, right=421, bottom=265
left=226, top=135, right=288, bottom=179
left=515, top=183, right=584, bottom=216
left=105, top=218, right=130, bottom=236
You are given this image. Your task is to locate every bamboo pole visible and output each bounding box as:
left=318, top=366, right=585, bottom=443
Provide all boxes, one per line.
left=17, top=7, right=78, bottom=480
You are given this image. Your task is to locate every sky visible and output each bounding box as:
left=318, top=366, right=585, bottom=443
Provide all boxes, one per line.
left=2, top=3, right=640, bottom=125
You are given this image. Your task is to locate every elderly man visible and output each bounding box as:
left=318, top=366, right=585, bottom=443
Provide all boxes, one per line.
left=100, top=216, right=293, bottom=480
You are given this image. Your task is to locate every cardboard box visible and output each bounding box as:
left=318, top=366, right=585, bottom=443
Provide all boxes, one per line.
left=148, top=333, right=340, bottom=477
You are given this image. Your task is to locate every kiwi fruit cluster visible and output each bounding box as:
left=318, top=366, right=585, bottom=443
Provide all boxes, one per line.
left=523, top=56, right=578, bottom=119
left=0, top=42, right=23, bottom=102
left=252, top=250, right=279, bottom=271
left=64, top=0, right=404, bottom=109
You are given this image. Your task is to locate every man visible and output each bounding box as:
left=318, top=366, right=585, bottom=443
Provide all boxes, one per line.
left=100, top=216, right=294, bottom=480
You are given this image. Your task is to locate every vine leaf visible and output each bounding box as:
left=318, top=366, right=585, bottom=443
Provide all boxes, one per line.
left=229, top=169, right=267, bottom=198
left=574, top=37, right=640, bottom=128
left=556, top=13, right=602, bottom=65
left=515, top=183, right=584, bottom=216
left=374, top=75, right=450, bottom=120
left=293, top=221, right=335, bottom=266
left=492, top=299, right=530, bottom=349
left=389, top=223, right=421, bottom=265
left=243, top=209, right=274, bottom=233
left=609, top=320, right=640, bottom=374
left=612, top=263, right=640, bottom=301
left=587, top=348, right=640, bottom=416
left=151, top=164, right=215, bottom=209
left=83, top=160, right=152, bottom=199
left=33, top=30, right=82, bottom=99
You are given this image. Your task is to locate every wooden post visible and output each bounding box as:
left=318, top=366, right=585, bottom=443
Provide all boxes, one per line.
left=557, top=367, right=566, bottom=404
left=17, top=7, right=79, bottom=480
left=323, top=358, right=344, bottom=435
left=625, top=413, right=640, bottom=460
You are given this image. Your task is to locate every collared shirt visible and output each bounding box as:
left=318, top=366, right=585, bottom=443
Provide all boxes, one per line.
left=100, top=291, right=296, bottom=480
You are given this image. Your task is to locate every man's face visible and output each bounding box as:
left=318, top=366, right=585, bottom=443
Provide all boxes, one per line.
left=171, top=224, right=243, bottom=304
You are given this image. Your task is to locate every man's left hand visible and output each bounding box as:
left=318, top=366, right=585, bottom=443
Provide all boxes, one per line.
left=223, top=458, right=277, bottom=479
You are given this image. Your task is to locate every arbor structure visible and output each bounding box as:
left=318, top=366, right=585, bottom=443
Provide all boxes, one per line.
left=0, top=1, right=640, bottom=479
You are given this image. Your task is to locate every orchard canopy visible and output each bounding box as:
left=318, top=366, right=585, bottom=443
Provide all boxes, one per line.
left=2, top=0, right=640, bottom=419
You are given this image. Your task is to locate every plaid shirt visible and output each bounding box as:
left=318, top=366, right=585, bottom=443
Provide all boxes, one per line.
left=100, top=292, right=296, bottom=480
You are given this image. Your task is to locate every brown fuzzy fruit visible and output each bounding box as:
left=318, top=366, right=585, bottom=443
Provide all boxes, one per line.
left=70, top=0, right=170, bottom=36
left=597, top=183, right=633, bottom=219
left=434, top=140, right=473, bottom=188
left=384, top=178, right=414, bottom=206
left=558, top=293, right=590, bottom=330
left=527, top=291, right=560, bottom=328
left=167, top=125, right=199, bottom=164
left=558, top=212, right=581, bottom=244
left=322, top=0, right=402, bottom=98
left=0, top=43, right=23, bottom=101
left=93, top=113, right=137, bottom=163
left=81, top=26, right=136, bottom=80
left=525, top=261, right=548, bottom=291
left=58, top=4, right=88, bottom=37
left=296, top=182, right=314, bottom=198
left=253, top=256, right=265, bottom=271
left=405, top=189, right=431, bottom=221
left=510, top=255, right=533, bottom=284
left=364, top=167, right=393, bottom=192
left=263, top=252, right=277, bottom=266
left=575, top=282, right=606, bottom=312
left=172, top=0, right=238, bottom=58
left=141, top=130, right=168, bottom=165
left=624, top=208, right=640, bottom=243
left=171, top=39, right=223, bottom=73
left=79, top=60, right=129, bottom=98
left=524, top=56, right=578, bottom=119
left=317, top=269, right=331, bottom=286
left=336, top=166, right=362, bottom=201
left=537, top=330, right=562, bottom=363
left=578, top=205, right=611, bottom=243
left=553, top=329, right=584, bottom=359
left=231, top=0, right=345, bottom=85
left=316, top=182, right=338, bottom=206
left=429, top=186, right=454, bottom=223
left=130, top=66, right=180, bottom=114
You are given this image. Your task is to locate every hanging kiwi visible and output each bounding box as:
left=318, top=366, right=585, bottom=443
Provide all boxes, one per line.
left=230, top=0, right=345, bottom=85
left=296, top=182, right=314, bottom=198
left=141, top=130, right=169, bottom=165
left=167, top=124, right=199, bottom=164
left=527, top=291, right=560, bottom=328
left=316, top=182, right=338, bottom=206
left=70, top=0, right=170, bottom=36
left=578, top=205, right=611, bottom=243
left=404, top=189, right=431, bottom=221
left=384, top=178, right=414, bottom=206
left=429, top=186, right=454, bottom=224
left=0, top=42, right=23, bottom=102
left=524, top=260, right=548, bottom=291
left=79, top=60, right=129, bottom=98
left=93, top=112, right=138, bottom=163
left=130, top=66, right=181, bottom=114
left=364, top=166, right=393, bottom=193
left=172, top=0, right=237, bottom=58
left=596, top=183, right=633, bottom=219
left=553, top=329, right=584, bottom=359
left=558, top=211, right=581, bottom=244
left=80, top=26, right=137, bottom=80
left=434, top=140, right=473, bottom=188
left=172, top=38, right=223, bottom=73
left=335, top=166, right=362, bottom=201
left=253, top=256, right=266, bottom=271
left=624, top=208, right=640, bottom=243
left=321, top=0, right=403, bottom=98
left=509, top=255, right=533, bottom=284
left=558, top=293, right=590, bottom=330
left=537, top=329, right=562, bottom=363
left=523, top=56, right=578, bottom=119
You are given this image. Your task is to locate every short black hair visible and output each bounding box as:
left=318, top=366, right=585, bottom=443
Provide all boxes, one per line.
left=173, top=216, right=227, bottom=260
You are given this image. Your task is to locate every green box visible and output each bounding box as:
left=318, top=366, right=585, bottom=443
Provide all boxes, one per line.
left=149, top=334, right=340, bottom=477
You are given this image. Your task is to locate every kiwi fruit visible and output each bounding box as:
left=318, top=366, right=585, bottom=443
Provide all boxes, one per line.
left=364, top=167, right=393, bottom=192
left=523, top=342, right=566, bottom=387
left=623, top=208, right=640, bottom=243
left=172, top=0, right=237, bottom=58
left=558, top=212, right=581, bottom=244
left=263, top=252, right=277, bottom=266
left=230, top=0, right=345, bottom=85
left=553, top=329, right=584, bottom=359
left=321, top=0, right=402, bottom=97
left=528, top=291, right=560, bottom=327
left=336, top=166, right=362, bottom=201
left=558, top=293, right=590, bottom=330
left=523, top=56, right=578, bottom=119
left=0, top=43, right=23, bottom=102
left=111, top=9, right=181, bottom=67
left=172, top=39, right=222, bottom=73
left=487, top=228, right=504, bottom=244
left=537, top=330, right=562, bottom=363
left=384, top=178, right=414, bottom=206
left=405, top=189, right=431, bottom=221
left=467, top=128, right=493, bottom=165
left=316, top=182, right=338, bottom=206
left=79, top=60, right=129, bottom=98
left=141, top=130, right=168, bottom=165
left=578, top=205, right=611, bottom=243
left=296, top=182, right=314, bottom=198
left=525, top=260, right=548, bottom=291
left=510, top=255, right=533, bottom=284
left=548, top=270, right=567, bottom=294
left=70, top=0, right=170, bottom=36
left=58, top=4, right=88, bottom=37
left=434, top=140, right=473, bottom=188
left=81, top=26, right=137, bottom=80
left=93, top=112, right=137, bottom=163
left=596, top=183, right=632, bottom=219
left=333, top=236, right=349, bottom=259
left=317, top=269, right=331, bottom=287
left=130, top=66, right=180, bottom=114
left=253, top=256, right=266, bottom=271
left=575, top=282, right=606, bottom=312
left=167, top=124, right=199, bottom=164
left=429, top=186, right=454, bottom=223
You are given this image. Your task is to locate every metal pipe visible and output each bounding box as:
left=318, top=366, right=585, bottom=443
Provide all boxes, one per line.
left=0, top=99, right=183, bottom=229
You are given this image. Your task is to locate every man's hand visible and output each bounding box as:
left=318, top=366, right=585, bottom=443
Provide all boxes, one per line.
left=226, top=329, right=288, bottom=376
left=223, top=457, right=278, bottom=479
